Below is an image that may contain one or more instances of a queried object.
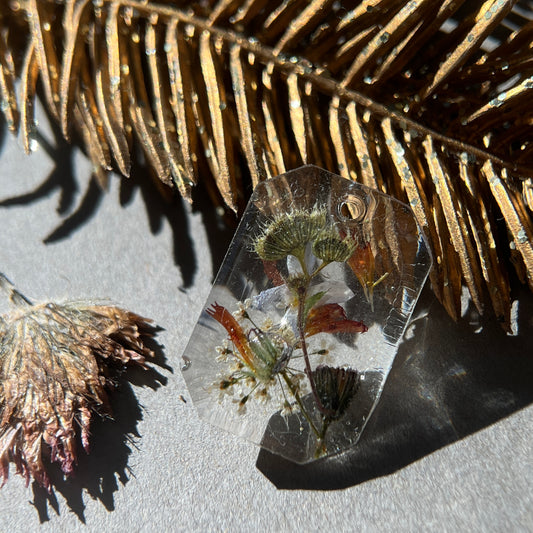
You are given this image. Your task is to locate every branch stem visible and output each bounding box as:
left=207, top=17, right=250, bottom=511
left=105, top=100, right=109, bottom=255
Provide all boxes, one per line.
left=296, top=284, right=330, bottom=418
left=281, top=371, right=320, bottom=439
left=122, top=0, right=531, bottom=178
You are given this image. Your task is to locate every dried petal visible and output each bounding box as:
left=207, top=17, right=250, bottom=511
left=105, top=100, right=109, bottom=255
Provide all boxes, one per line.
left=305, top=303, right=368, bottom=337
left=347, top=242, right=375, bottom=287
left=206, top=303, right=255, bottom=368
left=347, top=242, right=389, bottom=309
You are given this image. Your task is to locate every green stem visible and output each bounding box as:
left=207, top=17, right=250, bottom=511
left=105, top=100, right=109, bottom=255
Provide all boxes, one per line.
left=296, top=285, right=331, bottom=419
left=315, top=417, right=331, bottom=458
left=295, top=250, right=309, bottom=278
left=281, top=371, right=320, bottom=439
left=243, top=310, right=261, bottom=330
left=310, top=260, right=330, bottom=278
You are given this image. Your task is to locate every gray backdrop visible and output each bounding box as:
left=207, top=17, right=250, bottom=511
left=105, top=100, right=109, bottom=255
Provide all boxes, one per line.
left=0, top=110, right=531, bottom=532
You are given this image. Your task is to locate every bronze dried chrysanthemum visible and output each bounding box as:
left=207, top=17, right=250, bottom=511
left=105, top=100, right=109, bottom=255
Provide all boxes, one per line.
left=0, top=274, right=156, bottom=491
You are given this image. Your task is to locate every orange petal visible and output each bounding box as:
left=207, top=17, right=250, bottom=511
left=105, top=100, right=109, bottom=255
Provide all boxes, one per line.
left=262, top=260, right=285, bottom=287
left=347, top=242, right=375, bottom=285
left=206, top=303, right=255, bottom=367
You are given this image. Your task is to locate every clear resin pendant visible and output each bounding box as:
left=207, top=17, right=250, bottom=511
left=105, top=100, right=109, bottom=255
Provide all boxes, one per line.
left=182, top=165, right=432, bottom=463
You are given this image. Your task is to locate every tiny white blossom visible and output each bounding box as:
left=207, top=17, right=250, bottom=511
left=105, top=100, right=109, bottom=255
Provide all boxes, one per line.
left=262, top=317, right=274, bottom=331
left=255, top=387, right=271, bottom=404
left=280, top=401, right=298, bottom=417
left=233, top=300, right=252, bottom=321
left=215, top=339, right=231, bottom=362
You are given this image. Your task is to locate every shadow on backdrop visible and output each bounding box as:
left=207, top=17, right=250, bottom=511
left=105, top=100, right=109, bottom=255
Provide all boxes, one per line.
left=256, top=284, right=533, bottom=489
left=119, top=156, right=198, bottom=288
left=190, top=179, right=237, bottom=280
left=0, top=129, right=79, bottom=216
left=0, top=126, right=201, bottom=288
left=29, top=335, right=170, bottom=524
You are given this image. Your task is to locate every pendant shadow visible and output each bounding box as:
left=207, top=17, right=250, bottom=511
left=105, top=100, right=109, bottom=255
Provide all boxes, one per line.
left=256, top=285, right=533, bottom=489
left=29, top=338, right=170, bottom=524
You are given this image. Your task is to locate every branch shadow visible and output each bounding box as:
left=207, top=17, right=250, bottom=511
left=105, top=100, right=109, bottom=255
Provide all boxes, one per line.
left=190, top=180, right=237, bottom=279
left=256, top=285, right=533, bottom=489
left=29, top=337, right=170, bottom=523
left=0, top=123, right=201, bottom=288
left=119, top=158, right=198, bottom=289
left=0, top=129, right=79, bottom=215
left=0, top=116, right=9, bottom=159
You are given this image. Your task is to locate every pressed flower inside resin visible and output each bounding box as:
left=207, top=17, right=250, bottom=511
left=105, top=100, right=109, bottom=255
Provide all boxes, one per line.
left=182, top=165, right=432, bottom=463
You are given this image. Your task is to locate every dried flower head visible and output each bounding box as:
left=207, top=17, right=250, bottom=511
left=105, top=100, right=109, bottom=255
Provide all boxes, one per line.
left=312, top=365, right=360, bottom=421
left=254, top=208, right=327, bottom=261
left=0, top=274, right=156, bottom=491
left=312, top=227, right=356, bottom=263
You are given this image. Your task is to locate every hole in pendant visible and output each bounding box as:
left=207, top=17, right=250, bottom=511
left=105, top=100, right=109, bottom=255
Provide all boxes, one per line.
left=337, top=194, right=366, bottom=222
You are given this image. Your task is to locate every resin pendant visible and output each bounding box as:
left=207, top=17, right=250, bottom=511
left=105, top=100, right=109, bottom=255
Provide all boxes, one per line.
left=182, top=165, right=432, bottom=463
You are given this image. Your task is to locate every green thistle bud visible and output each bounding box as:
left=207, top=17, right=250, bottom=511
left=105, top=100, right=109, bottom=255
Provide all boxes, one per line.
left=254, top=208, right=327, bottom=261
left=312, top=227, right=356, bottom=263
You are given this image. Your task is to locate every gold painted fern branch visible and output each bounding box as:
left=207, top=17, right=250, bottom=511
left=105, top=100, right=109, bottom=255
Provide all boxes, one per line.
left=0, top=0, right=532, bottom=329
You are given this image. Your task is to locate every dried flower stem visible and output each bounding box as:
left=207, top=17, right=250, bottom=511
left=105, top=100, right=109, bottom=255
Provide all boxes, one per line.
left=296, top=285, right=324, bottom=414
left=280, top=371, right=320, bottom=439
left=293, top=261, right=336, bottom=420
left=315, top=422, right=331, bottom=458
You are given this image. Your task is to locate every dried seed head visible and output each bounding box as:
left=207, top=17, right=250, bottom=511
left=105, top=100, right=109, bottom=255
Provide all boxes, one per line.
left=254, top=208, right=327, bottom=261
left=312, top=227, right=356, bottom=263
left=0, top=299, right=155, bottom=491
left=312, top=365, right=360, bottom=421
